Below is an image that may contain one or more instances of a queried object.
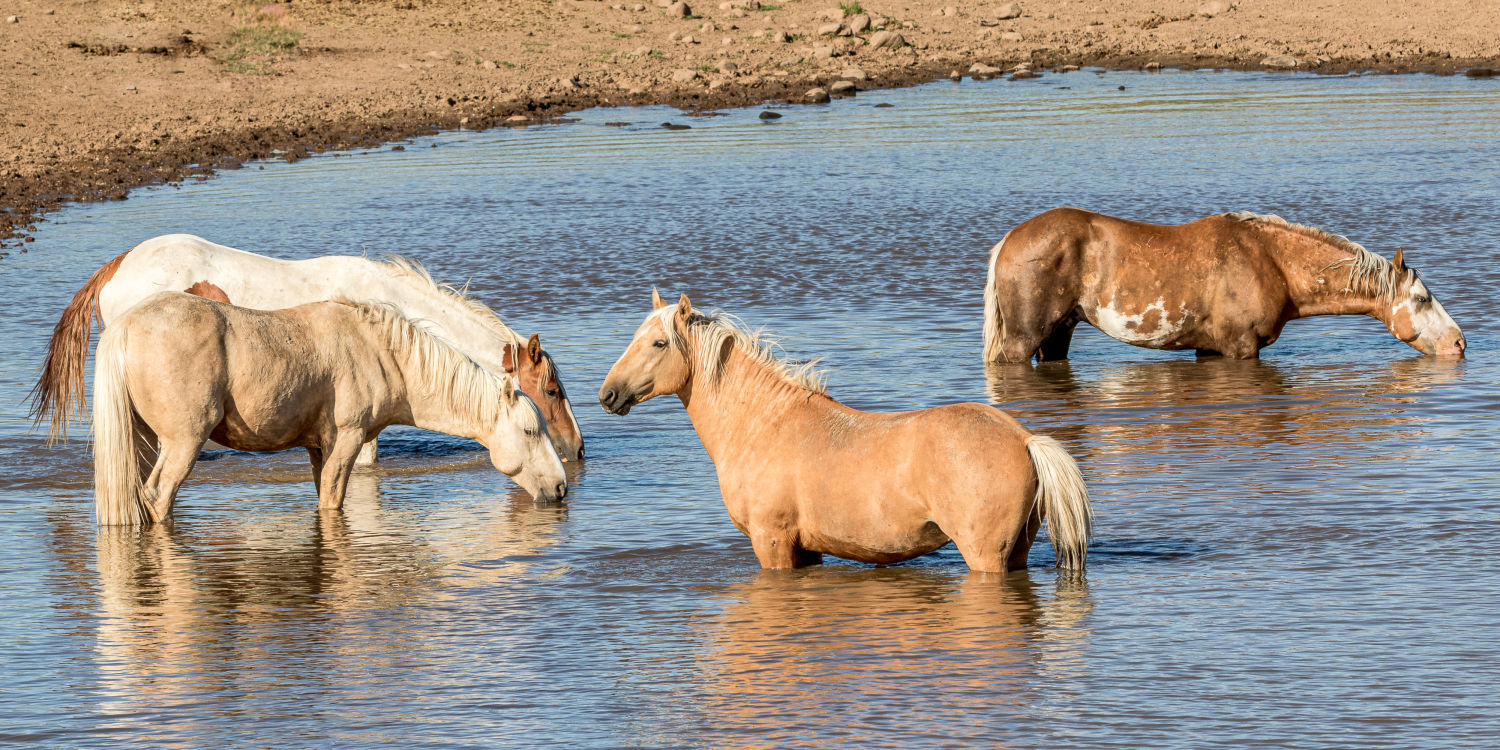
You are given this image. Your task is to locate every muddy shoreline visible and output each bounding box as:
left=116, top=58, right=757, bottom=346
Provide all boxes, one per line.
left=4, top=8, right=1498, bottom=258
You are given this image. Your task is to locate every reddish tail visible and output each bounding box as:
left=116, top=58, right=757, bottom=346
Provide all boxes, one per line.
left=28, top=250, right=131, bottom=443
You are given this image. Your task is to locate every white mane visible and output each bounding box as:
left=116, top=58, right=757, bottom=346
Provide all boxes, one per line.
left=380, top=255, right=526, bottom=346
left=648, top=306, right=827, bottom=394
left=346, top=301, right=538, bottom=432
left=1228, top=211, right=1411, bottom=298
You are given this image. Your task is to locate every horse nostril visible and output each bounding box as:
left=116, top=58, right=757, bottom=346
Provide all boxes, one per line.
left=600, top=388, right=616, bottom=406
left=555, top=482, right=568, bottom=499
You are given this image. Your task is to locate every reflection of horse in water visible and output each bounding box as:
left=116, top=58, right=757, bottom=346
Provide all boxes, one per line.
left=692, top=568, right=1092, bottom=745
left=81, top=473, right=569, bottom=729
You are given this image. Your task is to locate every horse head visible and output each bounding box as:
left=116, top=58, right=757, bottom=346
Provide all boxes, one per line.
left=483, top=375, right=568, bottom=503
left=598, top=288, right=696, bottom=416
left=503, top=333, right=585, bottom=461
left=1380, top=248, right=1465, bottom=358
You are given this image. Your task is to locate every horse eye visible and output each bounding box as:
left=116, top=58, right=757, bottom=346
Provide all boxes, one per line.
left=524, top=427, right=538, bottom=438
left=653, top=340, right=667, bottom=348
left=544, top=388, right=560, bottom=398
left=1415, top=295, right=1430, bottom=304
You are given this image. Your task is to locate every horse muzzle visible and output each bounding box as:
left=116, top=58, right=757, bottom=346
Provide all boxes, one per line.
left=597, top=385, right=638, bottom=416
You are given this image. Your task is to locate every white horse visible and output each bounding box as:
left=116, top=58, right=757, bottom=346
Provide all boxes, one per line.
left=31, top=234, right=584, bottom=462
left=93, top=292, right=567, bottom=526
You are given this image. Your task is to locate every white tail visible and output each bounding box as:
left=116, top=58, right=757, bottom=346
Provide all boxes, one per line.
left=93, top=327, right=147, bottom=526
left=1025, top=434, right=1092, bottom=570
left=981, top=229, right=1013, bottom=363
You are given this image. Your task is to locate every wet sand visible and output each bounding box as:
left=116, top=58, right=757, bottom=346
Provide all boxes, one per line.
left=2, top=0, right=1497, bottom=253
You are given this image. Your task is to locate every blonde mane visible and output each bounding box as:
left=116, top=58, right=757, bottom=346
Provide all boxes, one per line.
left=379, top=255, right=526, bottom=346
left=1228, top=211, right=1411, bottom=298
left=651, top=306, right=828, bottom=394
left=344, top=301, right=537, bottom=433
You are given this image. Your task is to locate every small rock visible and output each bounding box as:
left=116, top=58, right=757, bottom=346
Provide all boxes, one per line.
left=662, top=122, right=692, bottom=130
left=632, top=45, right=653, bottom=55
left=719, top=1, right=733, bottom=7
left=506, top=115, right=530, bottom=125
left=669, top=30, right=682, bottom=40
left=968, top=62, right=1004, bottom=80
left=874, top=102, right=893, bottom=108
left=482, top=60, right=498, bottom=69
left=1194, top=0, right=1232, bottom=18
left=634, top=3, right=647, bottom=9
left=721, top=36, right=733, bottom=45
left=1009, top=70, right=1039, bottom=80
left=559, top=76, right=579, bottom=88
left=867, top=30, right=905, bottom=49
left=668, top=1, right=691, bottom=17
left=939, top=6, right=957, bottom=17
left=605, top=121, right=630, bottom=126
left=683, top=35, right=698, bottom=44
left=773, top=30, right=790, bottom=42
left=804, top=87, right=830, bottom=103
left=671, top=68, right=701, bottom=83
left=847, top=13, right=871, bottom=33
left=700, top=20, right=716, bottom=31
left=949, top=69, right=963, bottom=80
left=830, top=80, right=856, bottom=96
left=841, top=67, right=867, bottom=80
left=995, top=2, right=1021, bottom=20
left=1144, top=61, right=1161, bottom=71
left=732, top=8, right=747, bottom=17
left=459, top=117, right=470, bottom=127
left=818, top=22, right=844, bottom=36
left=1060, top=64, right=1080, bottom=72
left=813, top=45, right=835, bottom=59
left=759, top=110, right=782, bottom=119
left=999, top=31, right=1023, bottom=41
left=718, top=60, right=738, bottom=73
left=1465, top=67, right=1497, bottom=78
left=631, top=24, right=646, bottom=32
left=1261, top=54, right=1299, bottom=69
left=4, top=15, right=17, bottom=23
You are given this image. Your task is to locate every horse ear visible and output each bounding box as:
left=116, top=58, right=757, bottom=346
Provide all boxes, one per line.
left=676, top=293, right=692, bottom=319
left=1393, top=246, right=1406, bottom=270
left=652, top=287, right=667, bottom=310
left=500, top=343, right=518, bottom=374
left=501, top=377, right=517, bottom=402
left=526, top=333, right=542, bottom=363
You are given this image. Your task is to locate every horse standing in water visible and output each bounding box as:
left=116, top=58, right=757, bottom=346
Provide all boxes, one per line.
left=983, top=208, right=1466, bottom=363
left=599, top=290, right=1092, bottom=573
left=30, top=234, right=584, bottom=462
left=92, top=292, right=567, bottom=526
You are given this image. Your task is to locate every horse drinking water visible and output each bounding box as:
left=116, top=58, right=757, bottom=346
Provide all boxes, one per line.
left=983, top=208, right=1466, bottom=363
left=93, top=292, right=566, bottom=526
left=599, top=290, right=1092, bottom=573
left=31, top=234, right=584, bottom=462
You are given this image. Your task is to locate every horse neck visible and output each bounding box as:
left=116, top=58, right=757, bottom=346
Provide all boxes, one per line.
left=677, top=343, right=831, bottom=465
left=381, top=327, right=497, bottom=445
left=1267, top=228, right=1384, bottom=319
left=342, top=260, right=523, bottom=373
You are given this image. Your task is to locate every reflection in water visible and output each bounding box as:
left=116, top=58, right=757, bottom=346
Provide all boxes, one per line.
left=694, top=568, right=1092, bottom=746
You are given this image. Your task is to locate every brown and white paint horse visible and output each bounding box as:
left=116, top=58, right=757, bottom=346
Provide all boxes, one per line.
left=93, top=292, right=566, bottom=526
left=983, top=208, right=1466, bottom=363
left=599, top=290, right=1092, bottom=573
left=30, top=234, right=583, bottom=462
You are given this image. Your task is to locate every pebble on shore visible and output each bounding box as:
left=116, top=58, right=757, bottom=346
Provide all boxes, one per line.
left=804, top=87, right=831, bottom=103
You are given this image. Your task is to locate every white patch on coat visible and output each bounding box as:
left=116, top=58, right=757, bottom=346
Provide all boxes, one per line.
left=1094, top=297, right=1187, bottom=345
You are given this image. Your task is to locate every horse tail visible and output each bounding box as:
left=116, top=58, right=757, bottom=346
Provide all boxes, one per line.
left=1024, top=434, right=1092, bottom=571
left=981, top=229, right=1014, bottom=363
left=92, top=325, right=147, bottom=526
left=28, top=249, right=132, bottom=444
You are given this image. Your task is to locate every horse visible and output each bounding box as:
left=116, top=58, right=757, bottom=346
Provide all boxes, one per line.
left=982, top=208, right=1467, bottom=363
left=30, top=234, right=584, bottom=462
left=92, top=292, right=567, bottom=526
left=598, top=289, right=1092, bottom=574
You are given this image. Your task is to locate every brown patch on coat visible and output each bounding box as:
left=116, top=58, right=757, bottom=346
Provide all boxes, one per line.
left=184, top=280, right=232, bottom=305
left=28, top=248, right=131, bottom=442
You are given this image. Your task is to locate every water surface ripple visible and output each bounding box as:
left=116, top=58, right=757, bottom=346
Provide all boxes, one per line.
left=1, top=71, right=1497, bottom=747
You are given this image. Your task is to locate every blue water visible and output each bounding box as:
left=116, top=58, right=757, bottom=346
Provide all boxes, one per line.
left=1, top=69, right=1498, bottom=747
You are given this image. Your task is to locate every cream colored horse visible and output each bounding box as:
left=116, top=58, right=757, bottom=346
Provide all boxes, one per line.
left=32, top=234, right=583, bottom=462
left=599, top=290, right=1092, bottom=573
left=93, top=292, right=566, bottom=526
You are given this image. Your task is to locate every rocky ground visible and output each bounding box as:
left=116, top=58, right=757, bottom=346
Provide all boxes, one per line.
left=2, top=0, right=1497, bottom=254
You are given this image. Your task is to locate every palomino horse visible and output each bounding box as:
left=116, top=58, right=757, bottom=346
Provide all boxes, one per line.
left=93, top=292, right=566, bottom=526
left=983, top=208, right=1467, bottom=363
left=599, top=290, right=1092, bottom=573
left=31, top=234, right=583, bottom=462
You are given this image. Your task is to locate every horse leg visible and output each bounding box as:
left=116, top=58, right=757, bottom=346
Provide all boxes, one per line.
left=355, top=437, right=379, bottom=466
left=315, top=430, right=367, bottom=511
left=750, top=530, right=817, bottom=569
left=952, top=533, right=1013, bottom=574
left=140, top=437, right=207, bottom=522
left=1006, top=499, right=1045, bottom=571
left=1035, top=320, right=1077, bottom=362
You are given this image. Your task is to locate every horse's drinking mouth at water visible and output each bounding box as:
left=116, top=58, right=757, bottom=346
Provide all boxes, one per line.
left=598, top=289, right=1093, bottom=573
left=983, top=208, right=1466, bottom=363
left=92, top=292, right=566, bottom=526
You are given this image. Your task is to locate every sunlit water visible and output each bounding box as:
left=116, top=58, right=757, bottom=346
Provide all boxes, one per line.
left=1, top=70, right=1497, bottom=747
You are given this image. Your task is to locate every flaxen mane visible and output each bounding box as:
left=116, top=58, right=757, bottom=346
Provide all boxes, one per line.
left=651, top=306, right=828, bottom=394
left=379, top=255, right=526, bottom=346
left=1228, top=212, right=1411, bottom=298
left=341, top=301, right=537, bottom=433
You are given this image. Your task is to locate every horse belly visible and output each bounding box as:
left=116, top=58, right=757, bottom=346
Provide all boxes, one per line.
left=1086, top=296, right=1196, bottom=349
left=798, top=488, right=951, bottom=564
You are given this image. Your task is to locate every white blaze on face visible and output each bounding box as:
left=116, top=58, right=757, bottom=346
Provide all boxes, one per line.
left=1094, top=297, right=1187, bottom=345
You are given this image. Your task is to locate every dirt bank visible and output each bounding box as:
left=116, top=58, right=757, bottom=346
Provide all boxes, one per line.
left=2, top=0, right=1497, bottom=256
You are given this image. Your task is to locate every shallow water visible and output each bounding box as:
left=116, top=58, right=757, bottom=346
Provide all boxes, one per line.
left=2, top=70, right=1498, bottom=747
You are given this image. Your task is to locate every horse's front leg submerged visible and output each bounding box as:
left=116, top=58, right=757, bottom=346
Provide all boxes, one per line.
left=314, top=429, right=369, bottom=511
